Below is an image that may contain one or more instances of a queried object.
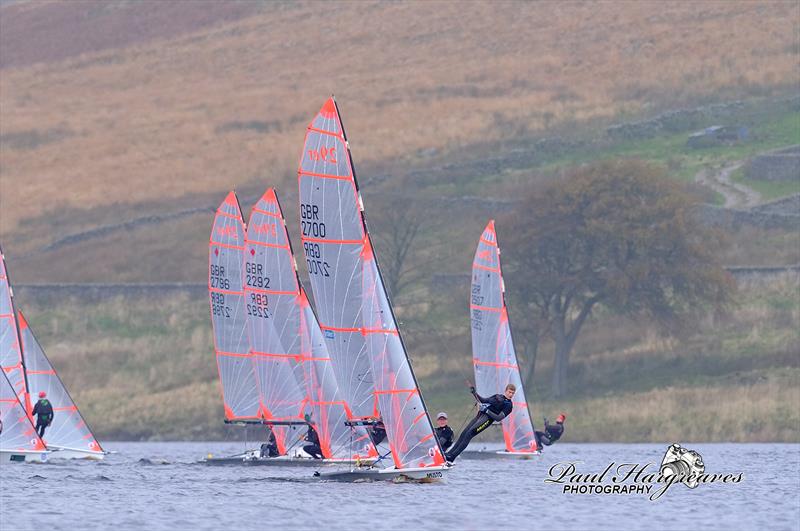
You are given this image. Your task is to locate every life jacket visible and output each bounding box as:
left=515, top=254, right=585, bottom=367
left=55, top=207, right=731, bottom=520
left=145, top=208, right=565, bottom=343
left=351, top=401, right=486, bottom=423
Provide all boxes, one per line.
left=36, top=398, right=53, bottom=423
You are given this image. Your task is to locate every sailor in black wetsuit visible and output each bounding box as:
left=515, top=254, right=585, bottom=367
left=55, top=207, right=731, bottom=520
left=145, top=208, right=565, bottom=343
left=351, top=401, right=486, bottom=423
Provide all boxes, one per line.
left=368, top=416, right=387, bottom=447
left=434, top=411, right=454, bottom=452
left=260, top=427, right=280, bottom=458
left=535, top=414, right=566, bottom=447
left=32, top=391, right=54, bottom=438
left=445, top=383, right=516, bottom=462
left=302, top=413, right=324, bottom=459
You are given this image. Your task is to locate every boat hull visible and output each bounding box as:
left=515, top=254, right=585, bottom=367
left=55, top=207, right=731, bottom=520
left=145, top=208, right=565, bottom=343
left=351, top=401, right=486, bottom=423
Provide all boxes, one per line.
left=0, top=449, right=50, bottom=463
left=461, top=449, right=540, bottom=460
left=202, top=450, right=375, bottom=467
left=314, top=464, right=451, bottom=483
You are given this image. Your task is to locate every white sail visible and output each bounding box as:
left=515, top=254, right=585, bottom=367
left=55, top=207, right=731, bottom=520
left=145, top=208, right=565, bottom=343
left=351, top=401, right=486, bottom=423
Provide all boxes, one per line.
left=471, top=220, right=537, bottom=453
left=298, top=98, right=444, bottom=469
left=18, top=311, right=104, bottom=456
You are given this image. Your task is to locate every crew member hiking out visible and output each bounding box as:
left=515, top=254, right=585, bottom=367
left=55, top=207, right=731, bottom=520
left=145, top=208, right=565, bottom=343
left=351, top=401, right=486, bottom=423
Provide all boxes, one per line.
left=445, top=383, right=515, bottom=462
left=435, top=412, right=454, bottom=452
left=302, top=413, right=324, bottom=459
left=535, top=414, right=566, bottom=448
left=368, top=416, right=387, bottom=447
left=32, top=391, right=54, bottom=438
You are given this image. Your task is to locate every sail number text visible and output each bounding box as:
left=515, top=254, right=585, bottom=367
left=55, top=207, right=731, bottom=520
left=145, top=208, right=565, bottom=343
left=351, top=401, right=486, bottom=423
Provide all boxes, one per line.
left=210, top=292, right=231, bottom=318
left=470, top=283, right=483, bottom=331
left=303, top=242, right=330, bottom=277
left=210, top=265, right=231, bottom=290
left=247, top=293, right=271, bottom=319
left=301, top=203, right=327, bottom=238
left=245, top=262, right=271, bottom=289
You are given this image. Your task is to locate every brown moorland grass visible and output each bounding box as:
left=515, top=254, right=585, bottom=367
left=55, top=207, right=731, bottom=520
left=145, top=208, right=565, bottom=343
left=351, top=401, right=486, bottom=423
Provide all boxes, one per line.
left=1, top=1, right=797, bottom=240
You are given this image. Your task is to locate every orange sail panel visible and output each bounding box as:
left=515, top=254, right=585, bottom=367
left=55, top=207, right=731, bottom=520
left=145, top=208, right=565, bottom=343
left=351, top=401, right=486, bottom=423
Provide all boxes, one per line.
left=0, top=367, right=45, bottom=452
left=471, top=221, right=538, bottom=453
left=18, top=311, right=104, bottom=454
left=245, top=188, right=372, bottom=459
left=298, top=98, right=443, bottom=469
left=209, top=191, right=261, bottom=420
left=0, top=246, right=29, bottom=412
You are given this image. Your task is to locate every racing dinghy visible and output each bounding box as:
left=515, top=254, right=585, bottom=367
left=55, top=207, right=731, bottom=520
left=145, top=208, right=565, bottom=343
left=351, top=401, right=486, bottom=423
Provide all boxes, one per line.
left=299, top=98, right=449, bottom=482
left=0, top=246, right=48, bottom=463
left=468, top=221, right=539, bottom=459
left=206, top=191, right=374, bottom=466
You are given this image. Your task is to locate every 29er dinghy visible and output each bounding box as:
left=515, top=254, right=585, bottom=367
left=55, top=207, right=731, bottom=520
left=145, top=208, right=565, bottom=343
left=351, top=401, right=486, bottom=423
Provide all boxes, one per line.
left=206, top=191, right=374, bottom=466
left=0, top=247, right=48, bottom=463
left=466, top=221, right=540, bottom=459
left=298, top=98, right=450, bottom=482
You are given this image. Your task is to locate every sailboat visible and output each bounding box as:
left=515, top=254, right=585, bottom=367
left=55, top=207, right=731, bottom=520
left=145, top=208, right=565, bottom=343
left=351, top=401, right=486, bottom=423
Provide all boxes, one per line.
left=298, top=97, right=449, bottom=481
left=1, top=245, right=101, bottom=460
left=468, top=220, right=539, bottom=459
left=1, top=253, right=48, bottom=463
left=206, top=190, right=374, bottom=466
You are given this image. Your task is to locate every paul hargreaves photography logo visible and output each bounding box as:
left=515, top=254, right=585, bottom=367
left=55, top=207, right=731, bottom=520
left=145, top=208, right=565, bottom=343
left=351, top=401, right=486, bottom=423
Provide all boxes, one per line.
left=545, top=443, right=744, bottom=501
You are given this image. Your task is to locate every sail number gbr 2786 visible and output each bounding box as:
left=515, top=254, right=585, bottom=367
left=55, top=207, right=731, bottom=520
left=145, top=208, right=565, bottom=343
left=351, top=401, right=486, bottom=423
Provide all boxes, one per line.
left=301, top=203, right=330, bottom=277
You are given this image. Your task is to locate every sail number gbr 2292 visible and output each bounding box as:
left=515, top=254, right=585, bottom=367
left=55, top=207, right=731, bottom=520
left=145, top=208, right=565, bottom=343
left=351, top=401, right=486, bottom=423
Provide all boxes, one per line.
left=301, top=203, right=330, bottom=277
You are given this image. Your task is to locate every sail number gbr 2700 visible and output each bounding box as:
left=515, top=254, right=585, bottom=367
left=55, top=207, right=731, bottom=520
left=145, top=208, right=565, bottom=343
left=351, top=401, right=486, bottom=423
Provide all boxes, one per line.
left=301, top=203, right=330, bottom=277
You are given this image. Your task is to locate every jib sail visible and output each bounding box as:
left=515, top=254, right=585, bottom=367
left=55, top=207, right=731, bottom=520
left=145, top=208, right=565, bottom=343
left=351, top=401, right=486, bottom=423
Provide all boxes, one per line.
left=18, top=311, right=104, bottom=454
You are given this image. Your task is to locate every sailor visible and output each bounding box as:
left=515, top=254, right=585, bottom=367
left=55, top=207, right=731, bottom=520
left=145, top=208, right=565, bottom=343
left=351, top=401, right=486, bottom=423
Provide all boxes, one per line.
left=445, top=383, right=515, bottom=463
left=302, top=413, right=324, bottom=459
left=535, top=413, right=566, bottom=447
left=260, top=427, right=280, bottom=458
left=32, top=391, right=54, bottom=438
left=434, top=411, right=454, bottom=452
left=368, top=416, right=387, bottom=446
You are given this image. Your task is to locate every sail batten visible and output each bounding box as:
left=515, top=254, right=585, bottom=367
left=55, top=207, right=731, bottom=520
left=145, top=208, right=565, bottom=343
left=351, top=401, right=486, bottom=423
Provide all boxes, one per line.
left=298, top=98, right=443, bottom=469
left=471, top=220, right=538, bottom=453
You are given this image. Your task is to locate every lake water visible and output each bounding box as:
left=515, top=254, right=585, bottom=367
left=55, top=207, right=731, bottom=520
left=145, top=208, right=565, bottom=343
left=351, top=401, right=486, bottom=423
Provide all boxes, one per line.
left=1, top=442, right=798, bottom=531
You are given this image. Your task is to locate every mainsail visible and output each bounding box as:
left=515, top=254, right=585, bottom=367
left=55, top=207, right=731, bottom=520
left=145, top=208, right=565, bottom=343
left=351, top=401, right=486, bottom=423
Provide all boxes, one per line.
left=245, top=188, right=372, bottom=459
left=18, top=311, right=103, bottom=454
left=298, top=97, right=444, bottom=469
left=471, top=220, right=537, bottom=453
left=209, top=191, right=261, bottom=419
left=0, top=246, right=29, bottom=411
left=0, top=368, right=45, bottom=453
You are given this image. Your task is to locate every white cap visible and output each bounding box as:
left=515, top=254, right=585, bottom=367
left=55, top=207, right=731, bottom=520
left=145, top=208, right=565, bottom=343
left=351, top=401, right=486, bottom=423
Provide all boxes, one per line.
left=436, top=411, right=448, bottom=419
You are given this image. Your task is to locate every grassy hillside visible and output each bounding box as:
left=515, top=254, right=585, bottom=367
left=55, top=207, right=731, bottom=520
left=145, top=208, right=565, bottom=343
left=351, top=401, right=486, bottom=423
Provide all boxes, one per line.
left=15, top=272, right=798, bottom=442
left=1, top=1, right=798, bottom=258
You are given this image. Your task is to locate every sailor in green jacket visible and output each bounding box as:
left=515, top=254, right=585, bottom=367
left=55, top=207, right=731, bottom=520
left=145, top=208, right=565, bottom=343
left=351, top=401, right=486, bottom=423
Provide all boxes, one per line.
left=32, top=391, right=54, bottom=438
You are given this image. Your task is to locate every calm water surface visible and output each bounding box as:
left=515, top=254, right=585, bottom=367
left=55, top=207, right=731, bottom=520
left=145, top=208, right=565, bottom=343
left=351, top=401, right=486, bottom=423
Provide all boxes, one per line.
left=1, top=442, right=798, bottom=531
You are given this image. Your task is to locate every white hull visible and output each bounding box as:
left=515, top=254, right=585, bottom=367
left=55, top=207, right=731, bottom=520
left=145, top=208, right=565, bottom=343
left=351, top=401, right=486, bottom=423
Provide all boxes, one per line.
left=314, top=464, right=452, bottom=483
left=202, top=449, right=375, bottom=467
left=461, top=449, right=540, bottom=460
left=0, top=449, right=50, bottom=463
left=47, top=446, right=106, bottom=460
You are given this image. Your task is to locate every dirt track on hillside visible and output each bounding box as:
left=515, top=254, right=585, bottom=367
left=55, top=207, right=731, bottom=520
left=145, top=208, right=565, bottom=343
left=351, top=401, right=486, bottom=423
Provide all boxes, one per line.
left=695, top=162, right=761, bottom=209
